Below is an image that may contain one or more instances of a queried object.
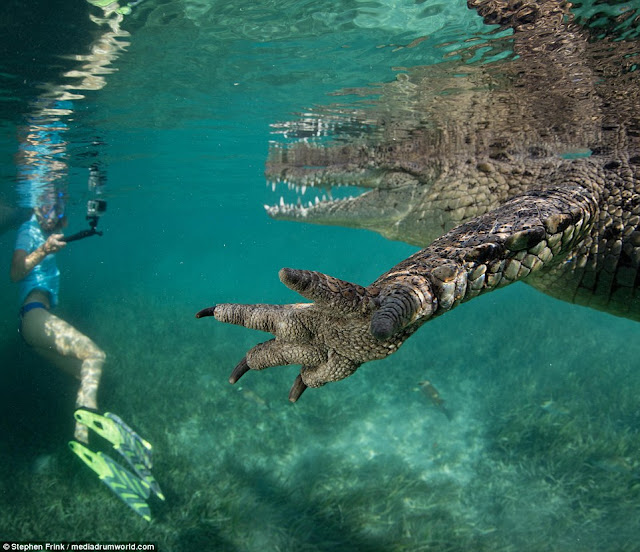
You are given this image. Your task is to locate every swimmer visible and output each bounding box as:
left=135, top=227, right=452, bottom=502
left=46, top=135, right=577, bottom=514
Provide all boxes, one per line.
left=10, top=193, right=106, bottom=443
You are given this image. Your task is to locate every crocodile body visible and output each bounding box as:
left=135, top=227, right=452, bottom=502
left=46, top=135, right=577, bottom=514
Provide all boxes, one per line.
left=198, top=0, right=640, bottom=399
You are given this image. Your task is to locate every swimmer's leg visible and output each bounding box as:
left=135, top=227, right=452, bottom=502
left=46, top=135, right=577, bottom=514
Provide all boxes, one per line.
left=21, top=308, right=106, bottom=443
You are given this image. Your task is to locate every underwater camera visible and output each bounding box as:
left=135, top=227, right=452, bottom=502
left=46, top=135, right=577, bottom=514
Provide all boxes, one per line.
left=62, top=175, right=108, bottom=244
left=87, top=198, right=107, bottom=218
left=62, top=198, right=107, bottom=243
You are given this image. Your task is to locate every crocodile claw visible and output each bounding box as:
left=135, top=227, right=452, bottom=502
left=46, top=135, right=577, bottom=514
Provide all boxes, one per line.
left=195, top=306, right=216, bottom=318
left=288, top=374, right=307, bottom=402
left=229, top=357, right=250, bottom=384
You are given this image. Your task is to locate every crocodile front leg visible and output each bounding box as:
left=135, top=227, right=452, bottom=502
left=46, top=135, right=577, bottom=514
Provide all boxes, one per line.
left=198, top=182, right=598, bottom=401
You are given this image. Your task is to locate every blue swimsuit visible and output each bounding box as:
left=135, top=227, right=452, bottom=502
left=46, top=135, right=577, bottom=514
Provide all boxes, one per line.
left=14, top=215, right=60, bottom=309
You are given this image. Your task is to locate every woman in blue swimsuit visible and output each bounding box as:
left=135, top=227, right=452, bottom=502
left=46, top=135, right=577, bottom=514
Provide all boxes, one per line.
left=11, top=195, right=105, bottom=444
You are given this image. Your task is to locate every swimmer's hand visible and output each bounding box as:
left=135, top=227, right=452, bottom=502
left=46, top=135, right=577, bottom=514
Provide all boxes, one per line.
left=11, top=233, right=67, bottom=282
left=43, top=233, right=66, bottom=254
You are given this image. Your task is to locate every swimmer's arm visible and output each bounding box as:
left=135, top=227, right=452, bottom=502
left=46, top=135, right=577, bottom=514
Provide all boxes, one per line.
left=10, top=233, right=65, bottom=282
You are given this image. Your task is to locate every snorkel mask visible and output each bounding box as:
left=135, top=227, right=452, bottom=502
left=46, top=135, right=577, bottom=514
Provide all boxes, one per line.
left=36, top=192, right=66, bottom=229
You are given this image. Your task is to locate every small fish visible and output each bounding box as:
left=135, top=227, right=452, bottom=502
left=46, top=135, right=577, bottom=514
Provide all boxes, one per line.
left=419, top=380, right=452, bottom=421
left=238, top=387, right=269, bottom=409
left=540, top=399, right=569, bottom=416
left=592, top=457, right=640, bottom=479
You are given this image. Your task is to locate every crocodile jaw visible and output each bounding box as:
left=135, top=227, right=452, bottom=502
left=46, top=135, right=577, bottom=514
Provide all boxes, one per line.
left=264, top=171, right=420, bottom=239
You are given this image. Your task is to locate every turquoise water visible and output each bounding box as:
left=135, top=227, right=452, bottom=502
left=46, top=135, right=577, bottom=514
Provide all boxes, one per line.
left=1, top=1, right=640, bottom=550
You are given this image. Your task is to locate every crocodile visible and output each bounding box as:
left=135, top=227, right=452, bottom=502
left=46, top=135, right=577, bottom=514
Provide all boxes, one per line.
left=197, top=0, right=640, bottom=401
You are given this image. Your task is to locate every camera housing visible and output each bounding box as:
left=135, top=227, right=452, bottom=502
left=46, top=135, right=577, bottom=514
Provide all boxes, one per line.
left=87, top=199, right=107, bottom=217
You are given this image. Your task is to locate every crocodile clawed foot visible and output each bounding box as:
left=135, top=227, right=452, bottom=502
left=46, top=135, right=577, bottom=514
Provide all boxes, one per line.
left=197, top=267, right=426, bottom=399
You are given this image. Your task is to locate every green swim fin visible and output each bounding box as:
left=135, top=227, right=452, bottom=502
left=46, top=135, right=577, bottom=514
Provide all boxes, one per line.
left=69, top=440, right=151, bottom=522
left=74, top=408, right=164, bottom=500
